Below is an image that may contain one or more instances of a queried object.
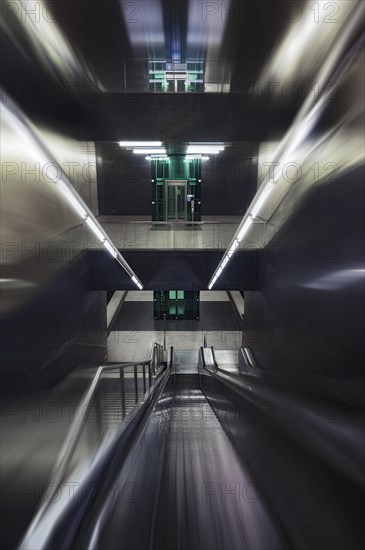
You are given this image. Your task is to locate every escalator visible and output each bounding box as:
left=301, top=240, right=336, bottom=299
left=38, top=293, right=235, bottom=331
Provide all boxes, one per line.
left=20, top=348, right=363, bottom=550
left=70, top=349, right=360, bottom=550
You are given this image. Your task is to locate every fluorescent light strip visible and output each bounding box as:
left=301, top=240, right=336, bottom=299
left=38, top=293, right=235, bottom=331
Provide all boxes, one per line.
left=120, top=141, right=162, bottom=147
left=187, top=147, right=224, bottom=154
left=133, top=148, right=166, bottom=155
left=208, top=279, right=216, bottom=290
left=228, top=240, right=239, bottom=258
left=208, top=273, right=219, bottom=289
left=189, top=143, right=225, bottom=148
left=103, top=240, right=118, bottom=258
left=58, top=182, right=87, bottom=219
left=189, top=141, right=225, bottom=147
left=237, top=217, right=253, bottom=242
left=209, top=238, right=239, bottom=289
left=188, top=146, right=224, bottom=150
left=132, top=275, right=143, bottom=290
left=146, top=156, right=168, bottom=160
left=187, top=150, right=222, bottom=155
left=86, top=217, right=105, bottom=242
left=209, top=216, right=253, bottom=289
left=250, top=184, right=274, bottom=219
left=188, top=144, right=224, bottom=148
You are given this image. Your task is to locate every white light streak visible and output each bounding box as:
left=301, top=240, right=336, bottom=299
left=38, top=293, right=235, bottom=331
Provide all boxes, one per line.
left=133, top=148, right=166, bottom=155
left=86, top=217, right=105, bottom=242
left=120, top=141, right=162, bottom=147
left=103, top=241, right=118, bottom=258
left=57, top=182, right=87, bottom=219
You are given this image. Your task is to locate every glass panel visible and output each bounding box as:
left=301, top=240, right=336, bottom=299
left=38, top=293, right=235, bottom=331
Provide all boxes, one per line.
left=177, top=79, right=186, bottom=92
left=176, top=186, right=185, bottom=220
left=167, top=79, right=174, bottom=92
left=177, top=291, right=184, bottom=300
left=167, top=186, right=176, bottom=219
left=169, top=291, right=176, bottom=300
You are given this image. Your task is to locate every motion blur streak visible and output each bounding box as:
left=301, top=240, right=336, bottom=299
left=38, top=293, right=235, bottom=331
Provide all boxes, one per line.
left=121, top=0, right=165, bottom=55
left=83, top=376, right=283, bottom=550
left=1, top=1, right=364, bottom=550
left=211, top=0, right=364, bottom=283
left=0, top=0, right=99, bottom=85
left=302, top=268, right=365, bottom=291
left=1, top=96, right=142, bottom=315
left=258, top=0, right=358, bottom=86
left=187, top=0, right=232, bottom=90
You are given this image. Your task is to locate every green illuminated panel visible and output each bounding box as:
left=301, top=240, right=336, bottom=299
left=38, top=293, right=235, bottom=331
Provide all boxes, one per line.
left=154, top=291, right=200, bottom=320
left=151, top=154, right=202, bottom=222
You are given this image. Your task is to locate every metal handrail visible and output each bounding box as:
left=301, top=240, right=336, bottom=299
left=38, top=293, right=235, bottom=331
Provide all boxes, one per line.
left=199, top=346, right=206, bottom=368
left=19, top=341, right=165, bottom=545
left=163, top=313, right=167, bottom=351
left=211, top=346, right=219, bottom=371
left=19, top=342, right=171, bottom=550
left=102, top=359, right=153, bottom=368
left=152, top=342, right=165, bottom=375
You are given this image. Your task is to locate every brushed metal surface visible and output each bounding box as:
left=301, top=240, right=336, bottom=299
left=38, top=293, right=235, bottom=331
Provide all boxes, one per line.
left=73, top=372, right=362, bottom=549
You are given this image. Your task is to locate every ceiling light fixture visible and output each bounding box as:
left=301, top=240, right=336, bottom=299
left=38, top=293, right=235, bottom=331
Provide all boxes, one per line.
left=133, top=148, right=166, bottom=155
left=187, top=146, right=224, bottom=154
left=119, top=141, right=162, bottom=147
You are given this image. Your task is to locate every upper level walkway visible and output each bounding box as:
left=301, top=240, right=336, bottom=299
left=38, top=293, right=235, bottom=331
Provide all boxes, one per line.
left=98, top=215, right=241, bottom=250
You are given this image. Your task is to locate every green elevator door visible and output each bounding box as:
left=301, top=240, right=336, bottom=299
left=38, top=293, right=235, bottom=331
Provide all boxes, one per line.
left=167, top=185, right=186, bottom=220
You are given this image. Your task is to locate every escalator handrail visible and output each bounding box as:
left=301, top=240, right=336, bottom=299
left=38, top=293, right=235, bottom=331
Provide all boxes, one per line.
left=169, top=346, right=174, bottom=369
left=199, top=346, right=206, bottom=368
left=50, top=343, right=162, bottom=490
left=18, top=342, right=166, bottom=550
left=210, top=346, right=219, bottom=370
